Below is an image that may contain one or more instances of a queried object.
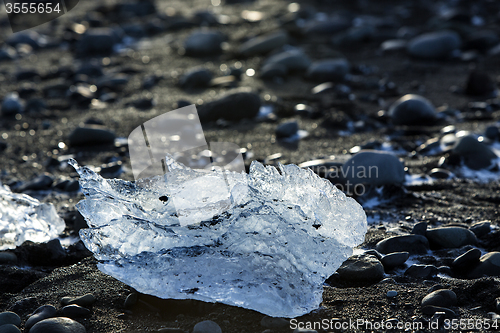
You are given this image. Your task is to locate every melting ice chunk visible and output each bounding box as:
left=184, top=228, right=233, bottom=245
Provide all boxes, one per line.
left=71, top=156, right=367, bottom=317
left=0, top=183, right=65, bottom=250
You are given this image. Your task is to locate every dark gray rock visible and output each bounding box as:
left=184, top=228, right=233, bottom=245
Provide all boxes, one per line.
left=60, top=305, right=90, bottom=319
left=0, top=252, right=17, bottom=264
left=404, top=264, right=438, bottom=279
left=364, top=249, right=383, bottom=260
left=388, top=94, right=436, bottom=126
left=428, top=168, right=454, bottom=180
left=29, top=317, right=86, bottom=333
left=421, top=289, right=457, bottom=308
left=184, top=31, right=225, bottom=56
left=411, top=222, right=427, bottom=236
left=0, top=312, right=21, bottom=327
left=332, top=26, right=376, bottom=46
left=468, top=252, right=500, bottom=278
left=342, top=150, right=405, bottom=186
left=0, top=324, right=21, bottom=333
left=25, top=305, right=57, bottom=330
left=426, top=227, right=477, bottom=249
left=16, top=174, right=53, bottom=192
left=452, top=248, right=481, bottom=269
left=263, top=49, right=311, bottom=72
left=260, top=63, right=287, bottom=79
left=68, top=126, right=116, bottom=146
left=61, top=294, right=96, bottom=307
left=485, top=126, right=499, bottom=141
left=6, top=31, right=45, bottom=49
left=381, top=252, right=409, bottom=269
left=336, top=254, right=384, bottom=283
left=179, top=68, right=213, bottom=89
left=304, top=18, right=351, bottom=35
left=306, top=59, right=350, bottom=82
left=2, top=93, right=23, bottom=116
left=376, top=235, right=429, bottom=254
left=192, top=320, right=222, bottom=333
left=198, top=92, right=260, bottom=122
left=238, top=31, right=287, bottom=57
left=464, top=30, right=499, bottom=52
left=96, top=75, right=129, bottom=91
left=276, top=121, right=299, bottom=138
left=452, top=135, right=498, bottom=170
left=470, top=221, right=491, bottom=238
left=0, top=46, right=17, bottom=61
left=77, top=28, right=120, bottom=55
left=465, top=71, right=497, bottom=97
left=124, top=293, right=138, bottom=308
left=407, top=30, right=461, bottom=59
left=381, top=39, right=408, bottom=53
left=421, top=305, right=456, bottom=317
left=46, top=239, right=66, bottom=260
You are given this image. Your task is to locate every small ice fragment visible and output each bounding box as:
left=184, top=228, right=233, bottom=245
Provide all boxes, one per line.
left=72, top=155, right=367, bottom=317
left=0, top=183, right=65, bottom=250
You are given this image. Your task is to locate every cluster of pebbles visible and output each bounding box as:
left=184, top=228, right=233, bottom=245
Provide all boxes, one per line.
left=1, top=0, right=500, bottom=332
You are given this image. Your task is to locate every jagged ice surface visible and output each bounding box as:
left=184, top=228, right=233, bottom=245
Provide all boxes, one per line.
left=71, top=157, right=367, bottom=317
left=0, top=183, right=65, bottom=250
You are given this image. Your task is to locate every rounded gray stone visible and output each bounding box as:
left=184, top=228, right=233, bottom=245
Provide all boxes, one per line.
left=404, top=264, right=438, bottom=279
left=388, top=94, right=436, bottom=126
left=77, top=28, right=120, bottom=55
left=25, top=305, right=57, bottom=330
left=426, top=227, right=477, bottom=249
left=422, top=305, right=456, bottom=317
left=411, top=222, right=428, bottom=236
left=192, top=320, right=222, bottom=333
left=61, top=294, right=96, bottom=307
left=238, top=31, right=288, bottom=57
left=276, top=121, right=299, bottom=138
left=452, top=135, right=498, bottom=170
left=452, top=248, right=481, bottom=269
left=470, top=221, right=491, bottom=238
left=0, top=252, right=17, bottom=264
left=376, top=235, right=430, bottom=254
left=387, top=290, right=398, bottom=298
left=179, top=68, right=213, bottom=89
left=485, top=126, right=499, bottom=141
left=68, top=126, right=116, bottom=146
left=184, top=31, right=224, bottom=56
left=1, top=93, right=23, bottom=116
left=0, top=312, right=21, bottom=327
left=263, top=49, right=311, bottom=72
left=260, top=63, right=288, bottom=79
left=60, top=305, right=91, bottom=319
left=407, top=30, right=462, bottom=59
left=336, top=254, right=384, bottom=283
left=0, top=324, right=21, bottom=333
left=342, top=150, right=405, bottom=186
left=468, top=252, right=500, bottom=278
left=29, top=317, right=86, bottom=333
left=381, top=252, right=410, bottom=269
left=421, top=289, right=457, bottom=308
left=124, top=293, right=138, bottom=308
left=306, top=58, right=350, bottom=82
left=198, top=92, right=261, bottom=122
